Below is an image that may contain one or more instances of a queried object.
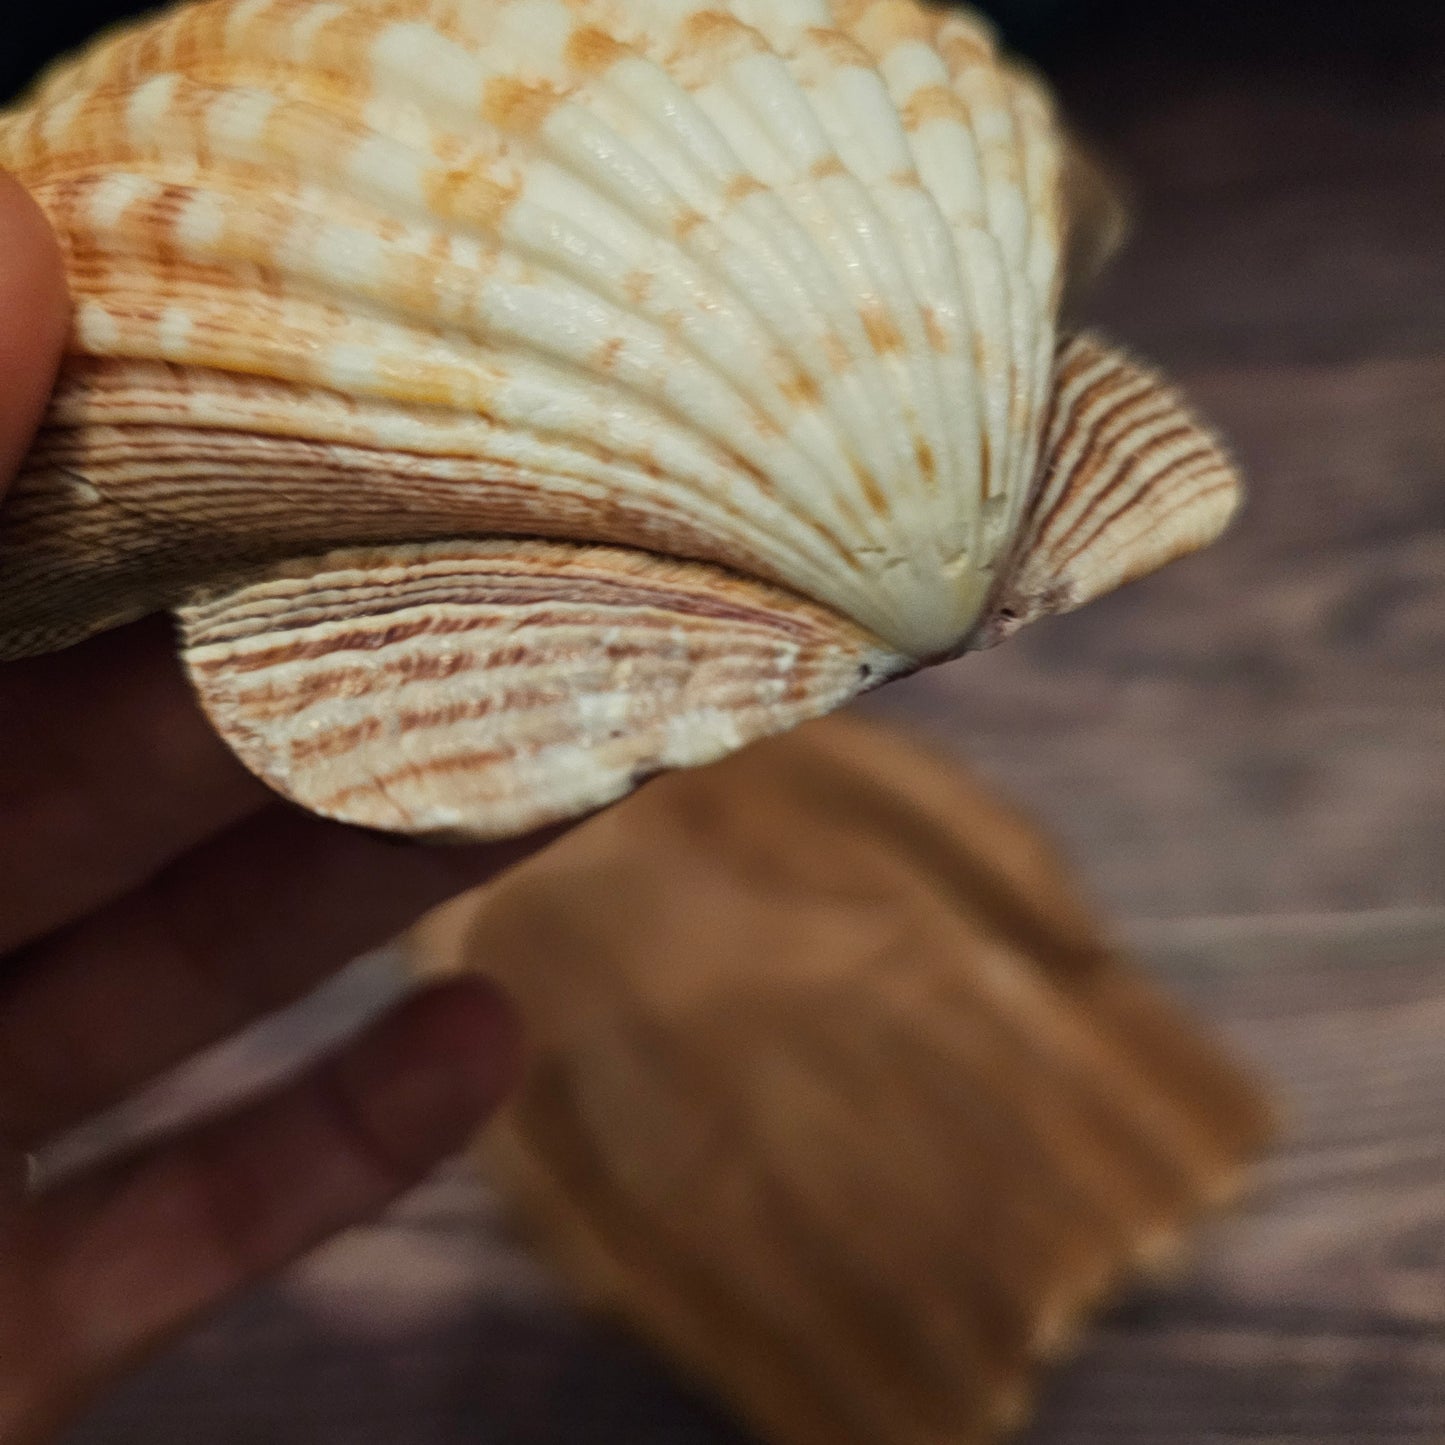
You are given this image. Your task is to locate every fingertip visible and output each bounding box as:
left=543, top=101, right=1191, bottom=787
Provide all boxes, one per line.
left=333, top=978, right=523, bottom=1181
left=12, top=980, right=525, bottom=1433
left=0, top=170, right=68, bottom=330
left=404, top=976, right=526, bottom=1112
left=0, top=168, right=70, bottom=481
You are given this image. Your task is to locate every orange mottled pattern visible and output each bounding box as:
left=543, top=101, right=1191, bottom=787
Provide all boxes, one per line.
left=0, top=0, right=1089, bottom=669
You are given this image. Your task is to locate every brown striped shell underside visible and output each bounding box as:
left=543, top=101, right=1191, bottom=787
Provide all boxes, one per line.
left=0, top=0, right=1242, bottom=840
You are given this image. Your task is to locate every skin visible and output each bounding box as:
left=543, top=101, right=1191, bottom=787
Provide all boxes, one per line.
left=0, top=170, right=555, bottom=1442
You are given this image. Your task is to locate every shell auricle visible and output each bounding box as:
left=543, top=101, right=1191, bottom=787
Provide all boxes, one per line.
left=0, top=0, right=1240, bottom=840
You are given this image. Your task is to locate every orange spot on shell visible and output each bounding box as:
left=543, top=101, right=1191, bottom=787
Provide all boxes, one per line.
left=810, top=154, right=847, bottom=181
left=904, top=85, right=967, bottom=132
left=674, top=208, right=707, bottom=240
left=847, top=0, right=932, bottom=54
left=937, top=25, right=995, bottom=74
left=276, top=7, right=384, bottom=86
left=855, top=462, right=890, bottom=517
left=863, top=305, right=905, bottom=355
left=155, top=8, right=209, bottom=73
left=679, top=9, right=761, bottom=61
left=802, top=26, right=871, bottom=68
left=828, top=0, right=870, bottom=26
left=483, top=77, right=565, bottom=137
left=595, top=335, right=625, bottom=372
left=143, top=182, right=195, bottom=269
left=427, top=167, right=522, bottom=229
left=916, top=439, right=938, bottom=486
left=923, top=306, right=950, bottom=354
left=725, top=174, right=766, bottom=204
left=781, top=370, right=823, bottom=409
left=623, top=270, right=654, bottom=304
left=565, top=25, right=628, bottom=76
left=291, top=4, right=363, bottom=66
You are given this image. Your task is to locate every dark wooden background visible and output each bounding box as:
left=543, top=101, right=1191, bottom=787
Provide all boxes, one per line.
left=32, top=4, right=1445, bottom=1442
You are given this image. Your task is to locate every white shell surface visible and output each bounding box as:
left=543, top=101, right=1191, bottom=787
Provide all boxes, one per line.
left=2, top=0, right=1068, bottom=659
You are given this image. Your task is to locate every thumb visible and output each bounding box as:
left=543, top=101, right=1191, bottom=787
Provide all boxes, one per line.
left=0, top=169, right=69, bottom=492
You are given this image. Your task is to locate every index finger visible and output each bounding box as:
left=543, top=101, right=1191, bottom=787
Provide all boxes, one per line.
left=0, top=169, right=69, bottom=489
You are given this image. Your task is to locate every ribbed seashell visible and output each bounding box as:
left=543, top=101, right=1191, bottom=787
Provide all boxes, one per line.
left=411, top=715, right=1274, bottom=1445
left=0, top=0, right=1241, bottom=840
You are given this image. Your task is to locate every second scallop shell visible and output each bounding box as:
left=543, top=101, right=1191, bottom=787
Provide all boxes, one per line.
left=0, top=0, right=1240, bottom=839
left=412, top=716, right=1274, bottom=1445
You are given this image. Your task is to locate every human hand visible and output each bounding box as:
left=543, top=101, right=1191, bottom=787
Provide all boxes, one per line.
left=0, top=171, right=544, bottom=1443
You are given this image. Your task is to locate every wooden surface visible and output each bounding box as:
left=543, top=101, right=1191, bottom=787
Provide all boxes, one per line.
left=60, top=27, right=1445, bottom=1445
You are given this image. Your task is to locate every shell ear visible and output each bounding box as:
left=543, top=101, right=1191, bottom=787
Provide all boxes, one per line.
left=1059, top=139, right=1132, bottom=319
left=976, top=332, right=1242, bottom=649
left=174, top=538, right=904, bottom=842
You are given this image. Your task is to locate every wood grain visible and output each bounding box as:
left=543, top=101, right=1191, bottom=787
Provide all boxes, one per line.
left=60, top=912, right=1445, bottom=1445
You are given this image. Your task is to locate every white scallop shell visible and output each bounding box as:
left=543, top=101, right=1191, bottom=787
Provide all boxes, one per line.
left=0, top=0, right=1241, bottom=839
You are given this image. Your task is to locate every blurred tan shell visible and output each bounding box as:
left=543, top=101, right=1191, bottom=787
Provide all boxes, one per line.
left=412, top=715, right=1274, bottom=1445
left=0, top=0, right=1240, bottom=839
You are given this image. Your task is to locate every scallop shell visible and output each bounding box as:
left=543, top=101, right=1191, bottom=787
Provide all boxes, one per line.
left=411, top=715, right=1274, bottom=1445
left=0, top=0, right=1241, bottom=840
